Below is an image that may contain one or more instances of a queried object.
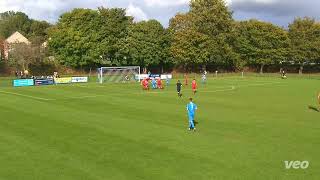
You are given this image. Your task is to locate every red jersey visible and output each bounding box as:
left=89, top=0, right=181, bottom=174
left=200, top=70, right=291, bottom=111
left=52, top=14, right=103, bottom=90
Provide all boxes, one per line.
left=142, top=79, right=148, bottom=87
left=192, top=80, right=197, bottom=89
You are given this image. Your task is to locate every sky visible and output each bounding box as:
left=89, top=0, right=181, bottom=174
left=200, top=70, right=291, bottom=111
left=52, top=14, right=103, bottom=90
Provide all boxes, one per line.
left=0, top=0, right=319, bottom=27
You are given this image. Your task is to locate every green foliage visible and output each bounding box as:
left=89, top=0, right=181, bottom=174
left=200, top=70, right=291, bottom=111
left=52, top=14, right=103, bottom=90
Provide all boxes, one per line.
left=288, top=17, right=320, bottom=72
left=233, top=20, right=289, bottom=73
left=3, top=6, right=320, bottom=73
left=170, top=28, right=211, bottom=66
left=29, top=59, right=59, bottom=76
left=123, top=20, right=169, bottom=67
left=29, top=20, right=51, bottom=44
left=49, top=7, right=132, bottom=68
left=97, top=7, right=133, bottom=66
left=0, top=11, right=30, bottom=38
left=0, top=11, right=51, bottom=45
left=190, top=0, right=233, bottom=36
left=169, top=0, right=237, bottom=70
left=48, top=9, right=100, bottom=68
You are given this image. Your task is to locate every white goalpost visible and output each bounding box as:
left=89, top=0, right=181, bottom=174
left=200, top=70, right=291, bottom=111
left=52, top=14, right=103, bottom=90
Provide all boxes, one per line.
left=98, top=66, right=141, bottom=84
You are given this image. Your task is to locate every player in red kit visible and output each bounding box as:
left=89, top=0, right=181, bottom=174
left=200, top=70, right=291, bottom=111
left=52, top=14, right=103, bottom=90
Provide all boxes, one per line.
left=157, top=78, right=163, bottom=89
left=192, top=79, right=197, bottom=94
left=141, top=79, right=145, bottom=89
left=141, top=78, right=149, bottom=90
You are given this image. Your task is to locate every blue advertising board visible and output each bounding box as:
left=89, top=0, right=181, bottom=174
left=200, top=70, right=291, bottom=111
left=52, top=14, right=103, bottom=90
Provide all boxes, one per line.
left=34, top=78, right=54, bottom=86
left=13, top=79, right=34, bottom=87
left=149, top=74, right=161, bottom=78
left=71, top=77, right=88, bottom=83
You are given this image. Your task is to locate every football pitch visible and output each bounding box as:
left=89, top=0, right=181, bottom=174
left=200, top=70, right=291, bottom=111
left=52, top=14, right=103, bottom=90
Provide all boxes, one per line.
left=0, top=76, right=319, bottom=180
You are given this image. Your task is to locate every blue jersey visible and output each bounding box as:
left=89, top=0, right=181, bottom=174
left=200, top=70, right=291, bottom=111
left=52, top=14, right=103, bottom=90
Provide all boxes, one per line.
left=187, top=102, right=197, bottom=115
left=152, top=79, right=156, bottom=85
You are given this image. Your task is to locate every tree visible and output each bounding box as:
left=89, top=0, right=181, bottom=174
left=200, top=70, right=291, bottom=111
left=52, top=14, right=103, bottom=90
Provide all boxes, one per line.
left=288, top=17, right=320, bottom=74
left=123, top=20, right=168, bottom=70
left=168, top=13, right=193, bottom=33
left=170, top=28, right=211, bottom=67
left=0, top=11, right=31, bottom=38
left=189, top=0, right=233, bottom=37
left=48, top=8, right=100, bottom=68
left=169, top=0, right=237, bottom=71
left=49, top=7, right=132, bottom=68
left=233, top=20, right=289, bottom=73
left=29, top=20, right=51, bottom=45
left=97, top=7, right=133, bottom=66
left=0, top=11, right=51, bottom=45
left=8, top=43, right=43, bottom=71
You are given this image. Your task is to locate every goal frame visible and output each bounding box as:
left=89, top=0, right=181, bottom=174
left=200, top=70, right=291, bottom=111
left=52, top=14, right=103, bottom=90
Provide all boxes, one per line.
left=98, top=66, right=141, bottom=84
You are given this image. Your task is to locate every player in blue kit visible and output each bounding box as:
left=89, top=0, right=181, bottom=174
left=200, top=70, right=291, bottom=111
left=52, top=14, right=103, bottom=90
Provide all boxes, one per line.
left=151, top=78, right=157, bottom=89
left=186, top=98, right=198, bottom=131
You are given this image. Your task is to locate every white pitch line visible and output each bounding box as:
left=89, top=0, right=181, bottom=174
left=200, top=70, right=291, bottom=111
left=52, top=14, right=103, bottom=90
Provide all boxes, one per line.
left=0, top=90, right=53, bottom=101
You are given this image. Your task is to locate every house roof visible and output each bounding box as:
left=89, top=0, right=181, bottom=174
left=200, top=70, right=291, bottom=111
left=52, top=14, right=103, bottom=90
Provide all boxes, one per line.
left=5, top=31, right=31, bottom=45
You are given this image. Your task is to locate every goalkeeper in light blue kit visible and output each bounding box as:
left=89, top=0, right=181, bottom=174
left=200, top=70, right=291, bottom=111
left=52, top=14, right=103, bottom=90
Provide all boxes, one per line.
left=186, top=98, right=198, bottom=131
left=151, top=78, right=157, bottom=89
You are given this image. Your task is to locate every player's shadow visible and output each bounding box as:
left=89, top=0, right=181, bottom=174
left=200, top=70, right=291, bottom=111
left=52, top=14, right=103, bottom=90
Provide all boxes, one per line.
left=194, top=120, right=199, bottom=125
left=308, top=105, right=319, bottom=112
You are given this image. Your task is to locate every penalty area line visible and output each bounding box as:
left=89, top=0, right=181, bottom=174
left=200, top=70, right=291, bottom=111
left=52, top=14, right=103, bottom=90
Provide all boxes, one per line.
left=0, top=90, right=53, bottom=101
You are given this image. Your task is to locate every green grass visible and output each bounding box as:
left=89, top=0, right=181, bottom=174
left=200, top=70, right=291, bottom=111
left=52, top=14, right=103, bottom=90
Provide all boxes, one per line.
left=0, top=76, right=319, bottom=180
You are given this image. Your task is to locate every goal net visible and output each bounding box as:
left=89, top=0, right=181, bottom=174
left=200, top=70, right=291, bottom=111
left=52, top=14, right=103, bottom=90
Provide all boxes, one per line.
left=98, top=66, right=141, bottom=84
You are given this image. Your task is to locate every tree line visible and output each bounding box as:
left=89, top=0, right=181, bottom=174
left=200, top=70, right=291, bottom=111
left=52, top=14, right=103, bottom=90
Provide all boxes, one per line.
left=1, top=0, right=320, bottom=74
left=0, top=11, right=51, bottom=45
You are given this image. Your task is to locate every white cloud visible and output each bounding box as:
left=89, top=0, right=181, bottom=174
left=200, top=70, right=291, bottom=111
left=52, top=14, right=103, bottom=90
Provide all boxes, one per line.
left=0, top=0, right=318, bottom=27
left=0, top=0, right=107, bottom=22
left=126, top=4, right=148, bottom=21
left=144, top=0, right=234, bottom=7
left=144, top=0, right=189, bottom=7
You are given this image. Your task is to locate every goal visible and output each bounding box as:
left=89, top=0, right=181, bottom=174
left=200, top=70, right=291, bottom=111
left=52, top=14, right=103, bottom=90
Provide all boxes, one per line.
left=98, top=66, right=141, bottom=84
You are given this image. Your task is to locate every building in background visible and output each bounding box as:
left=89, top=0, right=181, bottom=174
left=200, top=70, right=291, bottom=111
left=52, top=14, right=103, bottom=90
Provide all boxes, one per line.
left=3, top=31, right=31, bottom=60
